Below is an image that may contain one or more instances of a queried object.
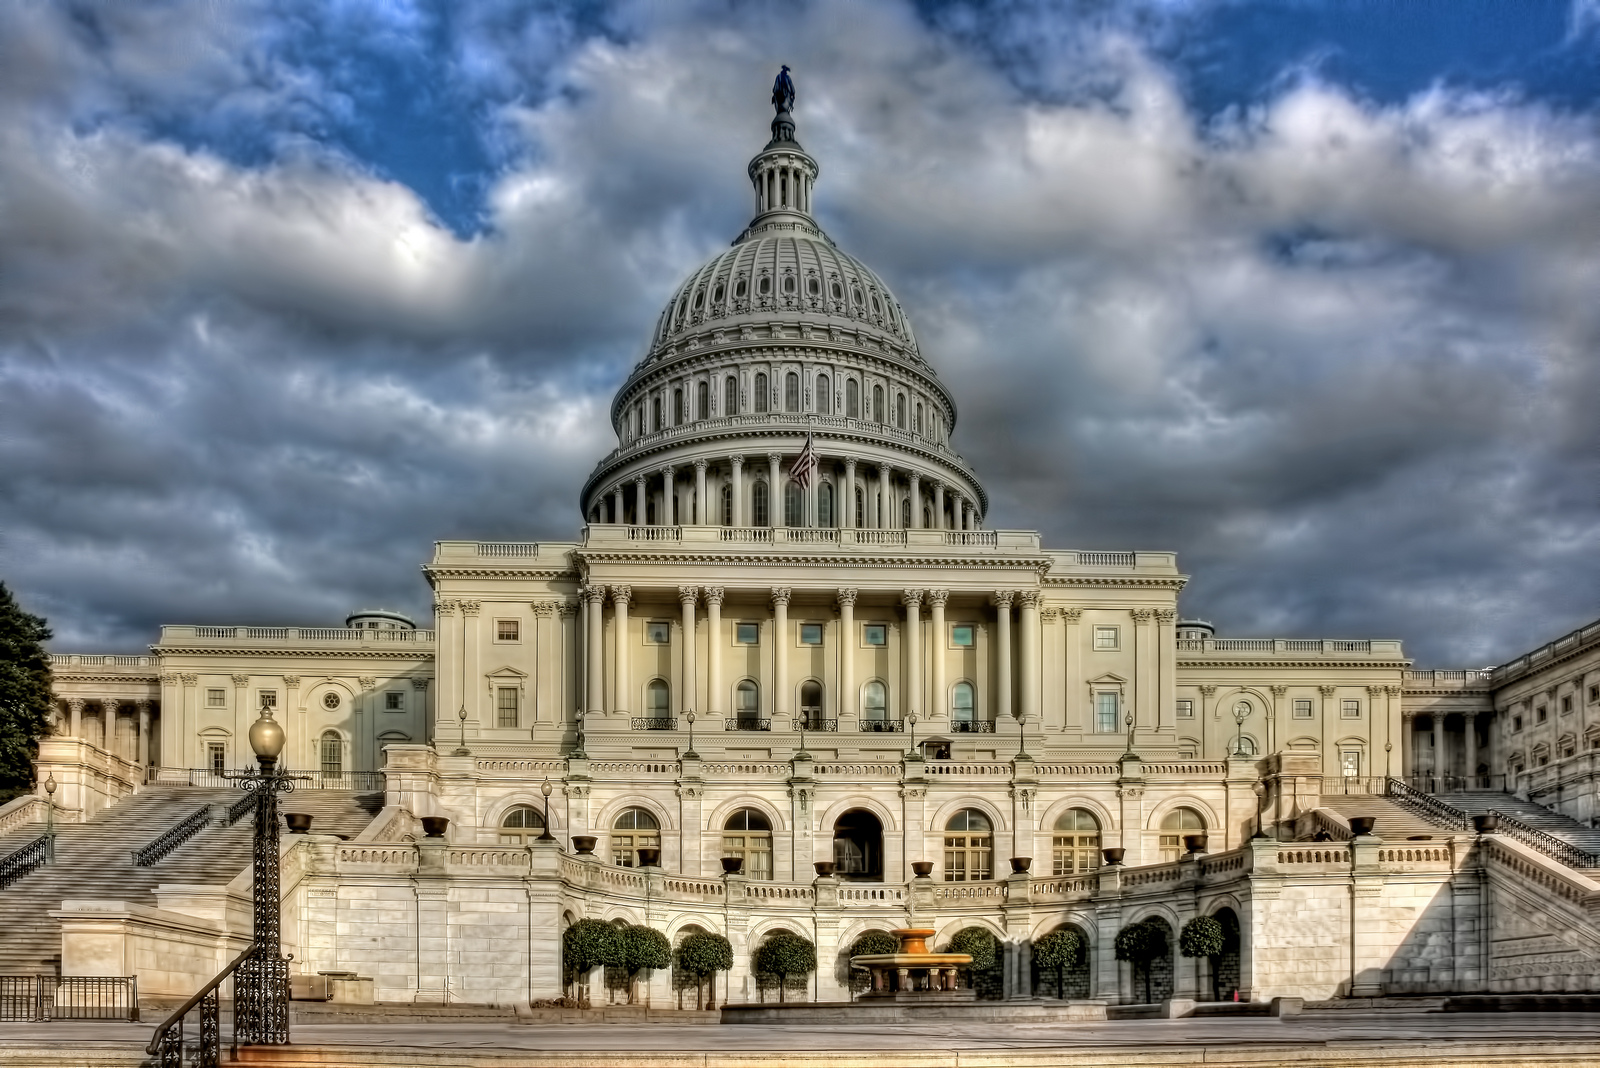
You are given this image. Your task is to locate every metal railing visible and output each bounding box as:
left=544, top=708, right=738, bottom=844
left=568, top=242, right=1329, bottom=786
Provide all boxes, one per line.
left=799, top=717, right=838, bottom=732
left=1384, top=778, right=1469, bottom=831
left=1399, top=774, right=1509, bottom=794
left=132, top=806, right=212, bottom=866
left=0, top=975, right=138, bottom=1022
left=950, top=720, right=996, bottom=734
left=1487, top=810, right=1600, bottom=869
left=148, top=767, right=384, bottom=791
left=631, top=717, right=677, bottom=731
left=860, top=719, right=905, bottom=733
left=226, top=790, right=260, bottom=826
left=147, top=947, right=257, bottom=1066
left=0, top=834, right=54, bottom=890
left=725, top=719, right=772, bottom=732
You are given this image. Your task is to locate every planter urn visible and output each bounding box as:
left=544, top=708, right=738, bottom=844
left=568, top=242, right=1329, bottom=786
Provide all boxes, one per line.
left=571, top=834, right=597, bottom=855
left=420, top=816, right=449, bottom=839
left=283, top=812, right=314, bottom=834
left=1009, top=856, right=1032, bottom=875
left=1473, top=813, right=1499, bottom=833
left=1348, top=816, right=1378, bottom=837
left=1183, top=833, right=1208, bottom=854
left=1102, top=848, right=1125, bottom=866
left=636, top=847, right=661, bottom=868
left=814, top=861, right=837, bottom=877
left=720, top=856, right=745, bottom=875
left=911, top=861, right=934, bottom=878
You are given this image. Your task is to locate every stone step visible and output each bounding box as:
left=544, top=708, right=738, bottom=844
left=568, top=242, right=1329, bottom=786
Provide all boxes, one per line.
left=1438, top=791, right=1600, bottom=854
left=1314, top=796, right=1457, bottom=841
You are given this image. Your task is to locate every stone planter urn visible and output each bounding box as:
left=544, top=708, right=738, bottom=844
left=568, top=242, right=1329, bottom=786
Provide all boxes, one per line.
left=814, top=861, right=837, bottom=877
left=636, top=847, right=661, bottom=868
left=571, top=835, right=597, bottom=855
left=1348, top=816, right=1378, bottom=837
left=1473, top=813, right=1499, bottom=833
left=284, top=813, right=314, bottom=834
left=911, top=861, right=934, bottom=878
left=720, top=856, right=744, bottom=875
left=420, top=816, right=449, bottom=839
left=1102, top=848, right=1125, bottom=866
left=1183, top=834, right=1208, bottom=854
left=1009, top=856, right=1031, bottom=875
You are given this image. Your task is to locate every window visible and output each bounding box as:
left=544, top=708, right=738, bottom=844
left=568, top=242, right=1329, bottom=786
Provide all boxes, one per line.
left=951, top=681, right=976, bottom=726
left=208, top=743, right=226, bottom=773
left=1562, top=695, right=1574, bottom=714
left=951, top=624, right=975, bottom=647
left=895, top=393, right=906, bottom=429
left=800, top=681, right=824, bottom=727
left=784, top=481, right=804, bottom=527
left=863, top=680, right=888, bottom=722
left=900, top=497, right=911, bottom=528
left=799, top=623, right=823, bottom=645
left=943, top=809, right=993, bottom=882
left=1591, top=685, right=1599, bottom=703
left=1052, top=809, right=1101, bottom=876
left=725, top=376, right=738, bottom=416
left=1095, top=692, right=1119, bottom=733
left=320, top=731, right=342, bottom=776
left=258, top=690, right=277, bottom=709
left=697, top=381, right=709, bottom=419
left=1341, top=699, right=1360, bottom=719
left=863, top=624, right=887, bottom=646
left=1340, top=751, right=1362, bottom=776
left=1513, top=714, right=1523, bottom=732
left=1562, top=738, right=1576, bottom=758
left=497, top=619, right=520, bottom=642
left=1538, top=706, right=1548, bottom=723
left=1176, top=699, right=1193, bottom=719
left=754, top=373, right=768, bottom=413
left=846, top=379, right=860, bottom=418
left=816, top=374, right=830, bottom=414
left=611, top=808, right=660, bottom=868
left=818, top=482, right=834, bottom=528
left=652, top=396, right=662, bottom=432
left=385, top=691, right=404, bottom=711
left=785, top=372, right=799, bottom=412
left=1293, top=698, right=1313, bottom=720
left=498, top=806, right=545, bottom=845
left=735, top=277, right=748, bottom=299
left=735, top=622, right=760, bottom=645
left=915, top=403, right=924, bottom=435
left=735, top=680, right=760, bottom=724
left=752, top=481, right=770, bottom=527
left=674, top=388, right=685, bottom=424
left=322, top=692, right=341, bottom=711
left=646, top=621, right=671, bottom=644
left=1158, top=807, right=1205, bottom=863
left=722, top=809, right=773, bottom=879
left=1093, top=626, right=1119, bottom=650
left=496, top=687, right=519, bottom=728
left=872, top=384, right=884, bottom=423
left=646, top=679, right=669, bottom=717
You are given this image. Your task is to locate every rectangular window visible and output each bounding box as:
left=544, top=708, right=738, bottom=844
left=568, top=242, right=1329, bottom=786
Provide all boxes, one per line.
left=1093, top=626, right=1119, bottom=651
left=1341, top=751, right=1361, bottom=777
left=496, top=687, right=519, bottom=728
left=1095, top=692, right=1119, bottom=733
left=646, top=621, right=671, bottom=644
left=496, top=619, right=520, bottom=642
left=1562, top=695, right=1573, bottom=713
left=208, top=743, right=226, bottom=773
left=863, top=624, right=887, bottom=647
left=799, top=623, right=823, bottom=646
left=206, top=688, right=226, bottom=708
left=1590, top=685, right=1599, bottom=703
left=1293, top=699, right=1313, bottom=720
left=951, top=624, right=975, bottom=647
left=385, top=691, right=404, bottom=711
left=1175, top=699, right=1193, bottom=719
left=735, top=622, right=760, bottom=645
left=1513, top=714, right=1523, bottom=732
left=1341, top=699, right=1360, bottom=719
left=1537, top=706, right=1548, bottom=723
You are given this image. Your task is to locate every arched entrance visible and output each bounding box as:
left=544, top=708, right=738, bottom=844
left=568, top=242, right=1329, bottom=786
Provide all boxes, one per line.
left=1144, top=917, right=1175, bottom=1003
left=832, top=809, right=883, bottom=880
left=1210, top=908, right=1241, bottom=1001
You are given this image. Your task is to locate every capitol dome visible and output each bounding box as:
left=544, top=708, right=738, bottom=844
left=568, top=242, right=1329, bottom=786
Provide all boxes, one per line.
left=582, top=78, right=986, bottom=534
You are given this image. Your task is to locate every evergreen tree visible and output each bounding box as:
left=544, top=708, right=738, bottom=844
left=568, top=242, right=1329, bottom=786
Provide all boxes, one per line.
left=1032, top=927, right=1085, bottom=1000
left=0, top=583, right=52, bottom=804
left=676, top=931, right=734, bottom=1009
left=1180, top=915, right=1228, bottom=1002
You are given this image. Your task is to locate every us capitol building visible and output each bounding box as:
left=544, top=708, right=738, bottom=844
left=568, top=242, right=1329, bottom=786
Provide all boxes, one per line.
left=32, top=77, right=1600, bottom=1009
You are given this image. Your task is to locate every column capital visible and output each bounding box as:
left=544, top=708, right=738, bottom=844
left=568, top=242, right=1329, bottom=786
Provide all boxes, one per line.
left=460, top=599, right=482, bottom=617
left=1017, top=591, right=1041, bottom=609
left=1384, top=685, right=1403, bottom=697
left=282, top=675, right=301, bottom=687
left=991, top=590, right=1016, bottom=609
left=1129, top=608, right=1153, bottom=622
left=135, top=698, right=152, bottom=713
left=767, top=452, right=783, bottom=466
left=582, top=585, right=607, bottom=606
left=635, top=473, right=648, bottom=486
left=1402, top=710, right=1418, bottom=721
left=410, top=677, right=431, bottom=691
left=908, top=472, right=921, bottom=484
left=730, top=455, right=745, bottom=468
left=900, top=589, right=924, bottom=609
left=230, top=674, right=250, bottom=688
left=610, top=585, right=632, bottom=607
left=835, top=588, right=858, bottom=609
left=1040, top=608, right=1060, bottom=622
left=435, top=599, right=459, bottom=617
left=702, top=586, right=725, bottom=607
left=100, top=697, right=119, bottom=712
left=1366, top=685, right=1385, bottom=698
left=531, top=601, right=557, bottom=617
left=843, top=456, right=857, bottom=470
left=1199, top=685, right=1217, bottom=697
left=1061, top=607, right=1083, bottom=623
left=770, top=587, right=792, bottom=608
left=179, top=673, right=199, bottom=686
left=925, top=588, right=949, bottom=608
left=658, top=464, right=675, bottom=478
left=1318, top=685, right=1337, bottom=698
left=1153, top=609, right=1177, bottom=624
left=558, top=602, right=578, bottom=619
left=679, top=586, right=700, bottom=607
left=358, top=676, right=377, bottom=690
left=1270, top=685, right=1288, bottom=697
left=67, top=697, right=86, bottom=712
left=159, top=673, right=179, bottom=686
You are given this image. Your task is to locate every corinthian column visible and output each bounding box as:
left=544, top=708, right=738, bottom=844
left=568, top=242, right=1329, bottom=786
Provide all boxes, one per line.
left=933, top=481, right=945, bottom=530
left=612, top=586, right=632, bottom=714
left=909, top=474, right=922, bottom=529
left=878, top=465, right=891, bottom=529
left=679, top=587, right=698, bottom=715
left=837, top=589, right=858, bottom=730
left=585, top=586, right=605, bottom=719
left=993, top=592, right=1015, bottom=722
left=842, top=458, right=857, bottom=530
left=902, top=590, right=924, bottom=721
left=1018, top=591, right=1041, bottom=727
left=927, top=590, right=948, bottom=722
left=694, top=460, right=708, bottom=525
left=772, top=588, right=791, bottom=726
left=68, top=698, right=84, bottom=741
left=730, top=456, right=745, bottom=526
left=768, top=453, right=783, bottom=525
left=634, top=475, right=647, bottom=527
left=705, top=588, right=725, bottom=719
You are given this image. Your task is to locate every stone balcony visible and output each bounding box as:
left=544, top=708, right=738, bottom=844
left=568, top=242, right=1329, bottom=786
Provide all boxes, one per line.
left=1404, top=669, right=1495, bottom=691
left=1177, top=637, right=1406, bottom=659
left=154, top=626, right=435, bottom=648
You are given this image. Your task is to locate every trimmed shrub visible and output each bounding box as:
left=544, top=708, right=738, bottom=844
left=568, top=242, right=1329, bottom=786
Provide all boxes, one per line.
left=1115, top=920, right=1169, bottom=1004
left=1180, top=915, right=1228, bottom=1001
left=620, top=925, right=672, bottom=1004
left=562, top=919, right=622, bottom=1003
left=752, top=930, right=817, bottom=1003
left=1032, top=927, right=1085, bottom=1000
left=947, top=927, right=1001, bottom=998
left=676, top=931, right=734, bottom=1010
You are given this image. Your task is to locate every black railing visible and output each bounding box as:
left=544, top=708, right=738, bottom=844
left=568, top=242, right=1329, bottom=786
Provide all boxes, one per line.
left=0, top=833, right=53, bottom=890
left=226, top=790, right=260, bottom=826
left=1384, top=778, right=1469, bottom=831
left=1398, top=774, right=1509, bottom=794
left=631, top=717, right=677, bottom=731
left=147, top=946, right=253, bottom=1067
left=950, top=720, right=995, bottom=734
left=0, top=975, right=138, bottom=1022
left=799, top=717, right=838, bottom=732
left=860, top=719, right=905, bottom=733
left=725, top=718, right=772, bottom=732
left=149, top=767, right=384, bottom=791
left=132, top=806, right=212, bottom=867
left=1487, top=810, right=1600, bottom=869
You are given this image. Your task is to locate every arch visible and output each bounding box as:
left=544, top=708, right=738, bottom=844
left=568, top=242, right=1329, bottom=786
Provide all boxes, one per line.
left=733, top=678, right=761, bottom=725
left=705, top=795, right=786, bottom=835
left=833, top=808, right=884, bottom=881
left=497, top=804, right=546, bottom=844
left=951, top=681, right=976, bottom=726
left=1206, top=906, right=1242, bottom=1002
left=1051, top=808, right=1102, bottom=876
left=483, top=794, right=564, bottom=833
left=1038, top=795, right=1117, bottom=839
left=1145, top=796, right=1220, bottom=833
left=696, top=380, right=709, bottom=420
left=722, top=806, right=774, bottom=880
left=652, top=396, right=663, bottom=432
left=725, top=376, right=738, bottom=416
left=1155, top=805, right=1208, bottom=863
left=754, top=373, right=769, bottom=413
left=872, top=384, right=884, bottom=423
left=816, top=794, right=900, bottom=835
left=318, top=729, right=344, bottom=776
left=1124, top=911, right=1177, bottom=1002
left=673, top=388, right=685, bottom=425
left=861, top=678, right=889, bottom=724
left=645, top=678, right=670, bottom=718
left=784, top=481, right=804, bottom=527
left=799, top=678, right=824, bottom=728
left=1032, top=920, right=1093, bottom=1000
left=942, top=807, right=994, bottom=882
left=900, top=496, right=911, bottom=529
left=915, top=402, right=924, bottom=435
left=896, top=393, right=907, bottom=429
left=592, top=795, right=674, bottom=839
left=610, top=805, right=662, bottom=868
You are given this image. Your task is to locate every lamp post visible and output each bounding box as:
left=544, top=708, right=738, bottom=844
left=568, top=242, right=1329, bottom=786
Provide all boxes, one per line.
left=1385, top=740, right=1393, bottom=780
left=1232, top=702, right=1250, bottom=758
left=453, top=705, right=470, bottom=756
left=538, top=777, right=555, bottom=842
left=1251, top=779, right=1268, bottom=839
left=685, top=710, right=698, bottom=759
left=906, top=712, right=918, bottom=757
left=232, top=695, right=293, bottom=1047
left=1124, top=709, right=1135, bottom=756
left=42, top=773, right=56, bottom=861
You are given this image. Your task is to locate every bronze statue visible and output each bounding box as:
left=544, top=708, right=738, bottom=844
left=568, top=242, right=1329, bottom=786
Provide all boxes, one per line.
left=772, top=65, right=795, bottom=114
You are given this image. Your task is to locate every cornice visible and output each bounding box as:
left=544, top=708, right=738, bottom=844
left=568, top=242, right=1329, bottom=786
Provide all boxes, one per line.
left=1046, top=576, right=1189, bottom=590
left=423, top=566, right=579, bottom=581
left=575, top=550, right=1049, bottom=571
left=149, top=645, right=435, bottom=661
left=1402, top=687, right=1494, bottom=698
left=1177, top=657, right=1411, bottom=671
left=51, top=673, right=161, bottom=684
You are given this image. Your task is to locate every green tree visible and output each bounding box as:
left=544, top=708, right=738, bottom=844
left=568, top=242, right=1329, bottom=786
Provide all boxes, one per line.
left=676, top=931, right=733, bottom=1010
left=1115, top=920, right=1169, bottom=1004
left=847, top=930, right=900, bottom=957
left=0, top=583, right=53, bottom=804
left=1032, top=927, right=1085, bottom=1000
left=619, top=925, right=672, bottom=1004
left=751, top=930, right=817, bottom=1003
left=562, top=918, right=622, bottom=1004
left=1180, top=915, right=1227, bottom=1002
left=947, top=925, right=998, bottom=991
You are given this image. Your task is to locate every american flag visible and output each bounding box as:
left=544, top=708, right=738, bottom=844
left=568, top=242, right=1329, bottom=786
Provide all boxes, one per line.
left=791, top=432, right=819, bottom=488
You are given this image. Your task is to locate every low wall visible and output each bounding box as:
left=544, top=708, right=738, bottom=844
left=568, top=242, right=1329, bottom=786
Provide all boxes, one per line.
left=51, top=899, right=249, bottom=998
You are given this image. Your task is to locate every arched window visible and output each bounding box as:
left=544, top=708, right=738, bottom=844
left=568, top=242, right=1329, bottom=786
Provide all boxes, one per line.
left=498, top=805, right=546, bottom=845
left=818, top=482, right=834, bottom=528
left=735, top=680, right=760, bottom=726
left=896, top=394, right=907, bottom=429
left=319, top=731, right=342, bottom=776
left=645, top=679, right=670, bottom=719
left=846, top=379, right=860, bottom=418
left=735, top=277, right=748, bottom=300
left=951, top=681, right=976, bottom=728
left=854, top=486, right=864, bottom=527
left=722, top=809, right=772, bottom=879
left=943, top=809, right=993, bottom=882
left=752, top=481, right=770, bottom=527
left=900, top=497, right=911, bottom=529
left=697, top=381, right=709, bottom=420
left=612, top=808, right=660, bottom=868
left=916, top=403, right=924, bottom=435
left=721, top=483, right=733, bottom=525
left=1159, top=807, right=1206, bottom=863
left=784, top=481, right=804, bottom=527
left=872, top=385, right=884, bottom=423
left=800, top=680, right=824, bottom=729
left=862, top=680, right=888, bottom=725
left=816, top=374, right=830, bottom=414
left=784, top=372, right=799, bottom=412
left=652, top=397, right=662, bottom=433
left=754, top=373, right=768, bottom=413
left=674, top=388, right=685, bottom=425
left=923, top=505, right=932, bottom=528
left=1052, top=809, right=1101, bottom=875
left=725, top=376, right=738, bottom=416
left=636, top=404, right=645, bottom=438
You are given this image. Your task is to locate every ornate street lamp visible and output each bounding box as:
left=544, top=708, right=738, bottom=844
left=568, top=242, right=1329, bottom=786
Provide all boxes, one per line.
left=1251, top=779, right=1268, bottom=839
left=538, top=777, right=555, bottom=842
left=42, top=772, right=56, bottom=860
left=685, top=710, right=697, bottom=758
left=231, top=695, right=293, bottom=1046
left=906, top=712, right=918, bottom=758
left=1232, top=702, right=1250, bottom=758
left=453, top=705, right=470, bottom=756
left=1384, top=740, right=1393, bottom=780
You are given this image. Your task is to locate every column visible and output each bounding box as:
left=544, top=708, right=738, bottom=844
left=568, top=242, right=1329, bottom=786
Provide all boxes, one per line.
left=993, top=593, right=1014, bottom=723
left=634, top=475, right=647, bottom=527
left=612, top=586, right=632, bottom=715
left=927, top=590, right=948, bottom=722
left=1432, top=710, right=1446, bottom=783
left=231, top=673, right=249, bottom=758
left=679, top=587, right=698, bottom=715
left=933, top=481, right=945, bottom=530
left=878, top=466, right=891, bottom=529
left=1465, top=712, right=1478, bottom=784
left=611, top=485, right=622, bottom=524
left=730, top=456, right=744, bottom=526
left=909, top=473, right=922, bottom=528
left=843, top=459, right=857, bottom=530
left=1018, top=592, right=1040, bottom=727
left=806, top=455, right=819, bottom=528
left=1062, top=608, right=1084, bottom=739
left=768, top=453, right=782, bottom=525
left=462, top=600, right=482, bottom=730
left=694, top=460, right=708, bottom=525
left=1131, top=609, right=1153, bottom=738
left=1401, top=712, right=1415, bottom=779
left=902, top=590, right=923, bottom=721
left=69, top=697, right=84, bottom=741
left=772, top=588, right=791, bottom=727
left=837, top=589, right=858, bottom=730
left=705, top=588, right=725, bottom=718
left=434, top=600, right=457, bottom=739
left=661, top=465, right=677, bottom=525
left=136, top=700, right=151, bottom=766
left=585, top=586, right=605, bottom=719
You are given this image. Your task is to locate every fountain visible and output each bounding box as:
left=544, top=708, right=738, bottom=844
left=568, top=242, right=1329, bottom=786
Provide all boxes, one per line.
left=850, top=927, right=975, bottom=1002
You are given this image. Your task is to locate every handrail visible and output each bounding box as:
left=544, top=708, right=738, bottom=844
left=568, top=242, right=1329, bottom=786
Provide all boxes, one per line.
left=1488, top=810, right=1600, bottom=869
left=226, top=790, right=260, bottom=826
left=131, top=806, right=212, bottom=866
left=146, top=946, right=253, bottom=1060
left=0, top=834, right=54, bottom=890
left=1384, top=778, right=1469, bottom=831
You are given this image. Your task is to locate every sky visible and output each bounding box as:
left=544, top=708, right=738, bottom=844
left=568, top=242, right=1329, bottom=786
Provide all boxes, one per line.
left=1, top=0, right=1597, bottom=666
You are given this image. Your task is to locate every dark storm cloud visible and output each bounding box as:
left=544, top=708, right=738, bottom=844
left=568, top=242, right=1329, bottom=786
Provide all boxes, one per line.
left=0, top=0, right=1595, bottom=667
